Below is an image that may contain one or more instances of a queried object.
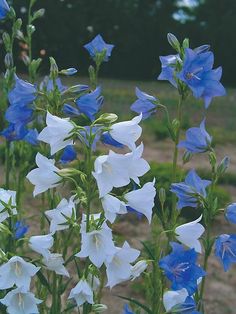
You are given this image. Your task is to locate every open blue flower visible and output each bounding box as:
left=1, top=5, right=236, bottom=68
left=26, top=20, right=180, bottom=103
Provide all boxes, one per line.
left=14, top=221, right=29, bottom=240
left=123, top=304, right=134, bottom=314
left=76, top=87, right=104, bottom=121
left=215, top=234, right=236, bottom=271
left=171, top=170, right=211, bottom=210
left=178, top=119, right=212, bottom=153
left=5, top=103, right=34, bottom=125
left=8, top=75, right=37, bottom=106
left=158, top=54, right=180, bottom=87
left=0, top=123, right=28, bottom=141
left=60, top=145, right=77, bottom=164
left=177, top=48, right=226, bottom=108
left=130, top=87, right=157, bottom=119
left=226, top=203, right=236, bottom=224
left=159, top=242, right=206, bottom=295
left=0, top=0, right=10, bottom=20
left=84, top=34, right=114, bottom=62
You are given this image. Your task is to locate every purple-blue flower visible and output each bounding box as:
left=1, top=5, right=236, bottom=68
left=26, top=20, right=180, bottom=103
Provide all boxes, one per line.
left=76, top=87, right=104, bottom=121
left=8, top=75, right=37, bottom=105
left=130, top=87, right=157, bottom=119
left=84, top=34, right=114, bottom=62
left=215, top=234, right=236, bottom=271
left=123, top=304, right=134, bottom=314
left=5, top=103, right=34, bottom=125
left=170, top=170, right=211, bottom=210
left=159, top=242, right=206, bottom=295
left=101, top=132, right=124, bottom=148
left=225, top=203, right=236, bottom=224
left=177, top=48, right=226, bottom=108
left=24, top=128, right=39, bottom=146
left=158, top=54, right=179, bottom=87
left=14, top=221, right=29, bottom=240
left=0, top=123, right=28, bottom=141
left=0, top=0, right=10, bottom=20
left=60, top=145, right=77, bottom=164
left=178, top=119, right=212, bottom=153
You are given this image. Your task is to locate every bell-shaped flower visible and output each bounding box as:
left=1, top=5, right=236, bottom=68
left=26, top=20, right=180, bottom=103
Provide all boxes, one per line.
left=215, top=234, right=236, bottom=271
left=76, top=220, right=115, bottom=267
left=68, top=279, right=94, bottom=307
left=45, top=197, right=76, bottom=233
left=130, top=260, right=148, bottom=280
left=0, top=256, right=40, bottom=290
left=0, top=0, right=10, bottom=20
left=131, top=87, right=157, bottom=119
left=105, top=242, right=140, bottom=288
left=124, top=181, right=156, bottom=224
left=171, top=169, right=211, bottom=210
left=178, top=119, right=212, bottom=153
left=38, top=112, right=74, bottom=154
left=29, top=233, right=54, bottom=258
left=8, top=75, right=37, bottom=105
left=0, top=287, right=42, bottom=314
left=84, top=34, right=114, bottom=62
left=158, top=54, right=179, bottom=87
left=175, top=215, right=205, bottom=253
left=75, top=86, right=104, bottom=121
left=177, top=48, right=226, bottom=108
left=163, top=288, right=188, bottom=312
left=14, top=220, right=29, bottom=240
left=159, top=242, right=206, bottom=295
left=109, top=114, right=142, bottom=150
left=0, top=188, right=17, bottom=223
left=5, top=102, right=34, bottom=125
left=26, top=153, right=61, bottom=196
left=42, top=253, right=69, bottom=277
left=101, top=194, right=127, bottom=223
left=225, top=203, right=236, bottom=224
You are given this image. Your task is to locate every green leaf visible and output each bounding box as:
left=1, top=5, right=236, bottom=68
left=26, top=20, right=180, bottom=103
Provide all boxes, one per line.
left=141, top=241, right=155, bottom=260
left=117, top=295, right=152, bottom=314
left=36, top=271, right=52, bottom=293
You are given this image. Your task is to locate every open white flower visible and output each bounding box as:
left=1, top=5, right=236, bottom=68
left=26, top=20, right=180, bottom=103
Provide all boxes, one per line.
left=0, top=188, right=17, bottom=223
left=175, top=215, right=205, bottom=253
left=105, top=241, right=140, bottom=288
left=42, top=253, right=69, bottom=277
left=124, top=181, right=156, bottom=223
left=29, top=234, right=54, bottom=258
left=109, top=114, right=142, bottom=150
left=76, top=221, right=115, bottom=268
left=38, top=112, right=74, bottom=154
left=45, top=197, right=76, bottom=233
left=26, top=153, right=61, bottom=196
left=163, top=289, right=188, bottom=312
left=101, top=194, right=127, bottom=223
left=93, top=143, right=150, bottom=197
left=0, top=287, right=42, bottom=314
left=68, top=279, right=94, bottom=307
left=0, top=256, right=40, bottom=290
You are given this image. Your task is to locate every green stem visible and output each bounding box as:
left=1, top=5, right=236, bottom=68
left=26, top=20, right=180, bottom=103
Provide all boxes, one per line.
left=5, top=141, right=10, bottom=189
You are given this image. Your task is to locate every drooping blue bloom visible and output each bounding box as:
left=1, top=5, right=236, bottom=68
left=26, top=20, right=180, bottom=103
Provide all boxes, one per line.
left=60, top=145, right=77, bottom=164
left=84, top=34, right=114, bottom=62
left=101, top=132, right=124, bottom=148
left=159, top=242, right=206, bottom=295
left=5, top=103, right=34, bottom=125
left=171, top=296, right=201, bottom=314
left=14, top=221, right=29, bottom=240
left=225, top=203, right=236, bottom=224
left=130, top=87, right=157, bottom=119
left=24, top=128, right=39, bottom=146
left=170, top=170, right=211, bottom=210
left=76, top=87, right=104, bottom=121
left=178, top=119, right=212, bottom=153
left=8, top=75, right=37, bottom=105
left=177, top=48, right=226, bottom=108
left=158, top=54, right=180, bottom=87
left=123, top=304, right=134, bottom=314
left=215, top=234, right=236, bottom=271
left=0, top=0, right=10, bottom=20
left=0, top=123, right=28, bottom=141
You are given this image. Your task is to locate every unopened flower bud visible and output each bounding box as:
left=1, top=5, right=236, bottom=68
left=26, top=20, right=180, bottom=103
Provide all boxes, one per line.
left=60, top=68, right=77, bottom=76
left=66, top=84, right=89, bottom=93
left=182, top=38, right=190, bottom=49
left=49, top=57, right=59, bottom=78
left=159, top=188, right=166, bottom=207
left=194, top=44, right=210, bottom=54
left=183, top=151, right=192, bottom=164
left=96, top=113, right=118, bottom=124
left=92, top=304, right=108, bottom=313
left=27, top=24, right=36, bottom=36
left=209, top=152, right=217, bottom=168
left=167, top=33, right=180, bottom=51
left=32, top=8, right=45, bottom=20
left=217, top=156, right=230, bottom=176
left=131, top=260, right=148, bottom=280
left=4, top=53, right=13, bottom=68
left=2, top=32, right=11, bottom=51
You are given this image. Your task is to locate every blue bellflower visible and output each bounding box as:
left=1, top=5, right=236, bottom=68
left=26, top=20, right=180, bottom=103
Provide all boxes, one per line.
left=24, top=129, right=39, bottom=146
left=225, top=203, right=236, bottom=224
left=1, top=123, right=28, bottom=141
left=76, top=87, right=104, bottom=121
left=158, top=54, right=180, bottom=87
left=177, top=48, right=226, bottom=108
left=0, top=0, right=10, bottom=20
left=8, top=75, right=37, bottom=105
left=5, top=103, right=34, bottom=125
left=84, top=34, right=114, bottom=62
left=14, top=221, right=29, bottom=240
left=171, top=170, right=211, bottom=210
left=60, top=145, right=77, bottom=164
left=130, top=87, right=157, bottom=119
left=215, top=234, right=236, bottom=271
left=178, top=119, right=212, bottom=153
left=123, top=304, right=134, bottom=314
left=159, top=242, right=206, bottom=295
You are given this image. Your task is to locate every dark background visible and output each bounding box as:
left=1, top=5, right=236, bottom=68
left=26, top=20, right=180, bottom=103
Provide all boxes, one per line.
left=1, top=0, right=236, bottom=85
